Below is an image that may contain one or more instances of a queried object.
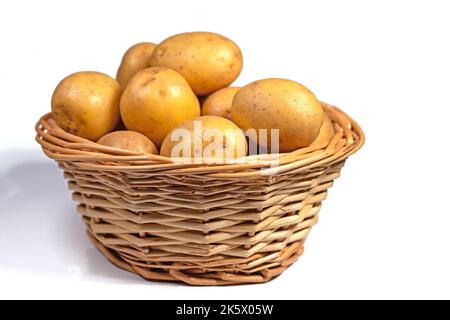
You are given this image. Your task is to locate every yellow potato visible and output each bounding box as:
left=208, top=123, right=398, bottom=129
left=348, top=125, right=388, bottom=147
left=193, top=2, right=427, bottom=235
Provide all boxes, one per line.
left=97, top=131, right=158, bottom=154
left=311, top=114, right=335, bottom=146
left=120, top=67, right=200, bottom=147
left=231, top=78, right=324, bottom=152
left=201, top=87, right=240, bottom=120
left=51, top=71, right=121, bottom=141
left=150, top=32, right=243, bottom=95
left=160, top=116, right=247, bottom=161
left=116, top=42, right=156, bottom=89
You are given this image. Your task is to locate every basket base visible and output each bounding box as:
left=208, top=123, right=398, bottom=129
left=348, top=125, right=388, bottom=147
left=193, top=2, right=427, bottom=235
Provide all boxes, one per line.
left=87, top=231, right=305, bottom=286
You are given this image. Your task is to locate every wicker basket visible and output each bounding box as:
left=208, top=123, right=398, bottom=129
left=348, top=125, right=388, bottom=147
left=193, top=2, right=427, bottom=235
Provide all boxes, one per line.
left=35, top=102, right=364, bottom=285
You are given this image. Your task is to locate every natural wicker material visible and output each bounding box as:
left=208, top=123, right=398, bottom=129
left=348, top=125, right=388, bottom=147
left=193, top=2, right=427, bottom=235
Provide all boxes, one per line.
left=35, top=102, right=364, bottom=285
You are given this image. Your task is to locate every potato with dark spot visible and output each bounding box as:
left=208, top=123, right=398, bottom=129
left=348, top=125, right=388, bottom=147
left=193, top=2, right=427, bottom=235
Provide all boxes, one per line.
left=311, top=114, right=335, bottom=146
left=120, top=67, right=200, bottom=147
left=201, top=87, right=240, bottom=120
left=116, top=42, right=156, bottom=88
left=51, top=71, right=121, bottom=141
left=231, top=78, right=324, bottom=152
left=97, top=131, right=158, bottom=154
left=150, top=32, right=243, bottom=95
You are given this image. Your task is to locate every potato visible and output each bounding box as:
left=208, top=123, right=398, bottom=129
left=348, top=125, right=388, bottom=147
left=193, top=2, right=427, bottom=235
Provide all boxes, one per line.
left=231, top=78, right=324, bottom=152
left=201, top=87, right=240, bottom=120
left=51, top=71, right=121, bottom=141
left=150, top=32, right=243, bottom=96
left=116, top=42, right=156, bottom=89
left=160, top=116, right=247, bottom=161
left=120, top=67, right=200, bottom=147
left=97, top=131, right=158, bottom=154
left=311, top=114, right=335, bottom=146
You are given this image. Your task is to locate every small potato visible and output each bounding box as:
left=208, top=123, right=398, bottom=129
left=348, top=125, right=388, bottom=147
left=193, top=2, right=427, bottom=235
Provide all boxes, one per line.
left=97, top=131, right=158, bottom=154
left=120, top=67, right=200, bottom=147
left=201, top=87, right=240, bottom=120
left=116, top=42, right=156, bottom=88
left=150, top=32, right=243, bottom=95
left=311, top=114, right=335, bottom=146
left=51, top=71, right=121, bottom=141
left=160, top=116, right=247, bottom=161
left=231, top=78, right=324, bottom=152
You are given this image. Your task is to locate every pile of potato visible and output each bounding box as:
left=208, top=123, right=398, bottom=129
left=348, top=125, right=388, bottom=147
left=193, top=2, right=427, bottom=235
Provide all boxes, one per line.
left=51, top=31, right=334, bottom=159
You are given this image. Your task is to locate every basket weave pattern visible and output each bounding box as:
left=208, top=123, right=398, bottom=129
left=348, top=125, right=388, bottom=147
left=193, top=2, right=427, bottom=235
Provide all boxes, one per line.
left=35, top=103, right=364, bottom=285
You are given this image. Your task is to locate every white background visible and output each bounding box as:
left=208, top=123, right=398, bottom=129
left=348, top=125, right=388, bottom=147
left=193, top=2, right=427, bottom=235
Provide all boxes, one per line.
left=1, top=0, right=449, bottom=300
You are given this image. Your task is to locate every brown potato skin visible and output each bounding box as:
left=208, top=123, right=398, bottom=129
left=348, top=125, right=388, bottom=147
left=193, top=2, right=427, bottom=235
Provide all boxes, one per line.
left=201, top=87, right=240, bottom=120
left=231, top=78, right=324, bottom=152
left=150, top=32, right=243, bottom=96
left=160, top=115, right=247, bottom=160
left=51, top=71, right=121, bottom=141
left=120, top=67, right=200, bottom=147
left=311, top=114, right=335, bottom=146
left=116, top=42, right=156, bottom=89
left=97, top=130, right=158, bottom=154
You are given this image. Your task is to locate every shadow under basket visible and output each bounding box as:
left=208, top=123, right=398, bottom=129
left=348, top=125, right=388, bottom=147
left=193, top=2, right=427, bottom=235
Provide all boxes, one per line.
left=35, top=102, right=364, bottom=286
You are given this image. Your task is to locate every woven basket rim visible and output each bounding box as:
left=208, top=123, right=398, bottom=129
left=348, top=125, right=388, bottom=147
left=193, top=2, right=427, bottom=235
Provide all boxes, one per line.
left=35, top=102, right=364, bottom=177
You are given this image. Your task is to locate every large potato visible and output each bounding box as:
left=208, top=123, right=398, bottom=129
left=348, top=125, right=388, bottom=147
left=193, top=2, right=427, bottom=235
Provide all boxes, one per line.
left=160, top=116, right=247, bottom=161
left=116, top=42, right=156, bottom=88
left=120, top=67, right=200, bottom=147
left=150, top=32, right=243, bottom=95
left=201, top=87, right=240, bottom=120
left=51, top=71, right=121, bottom=141
left=311, top=114, right=335, bottom=146
left=97, top=131, right=158, bottom=154
left=231, top=78, right=324, bottom=152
